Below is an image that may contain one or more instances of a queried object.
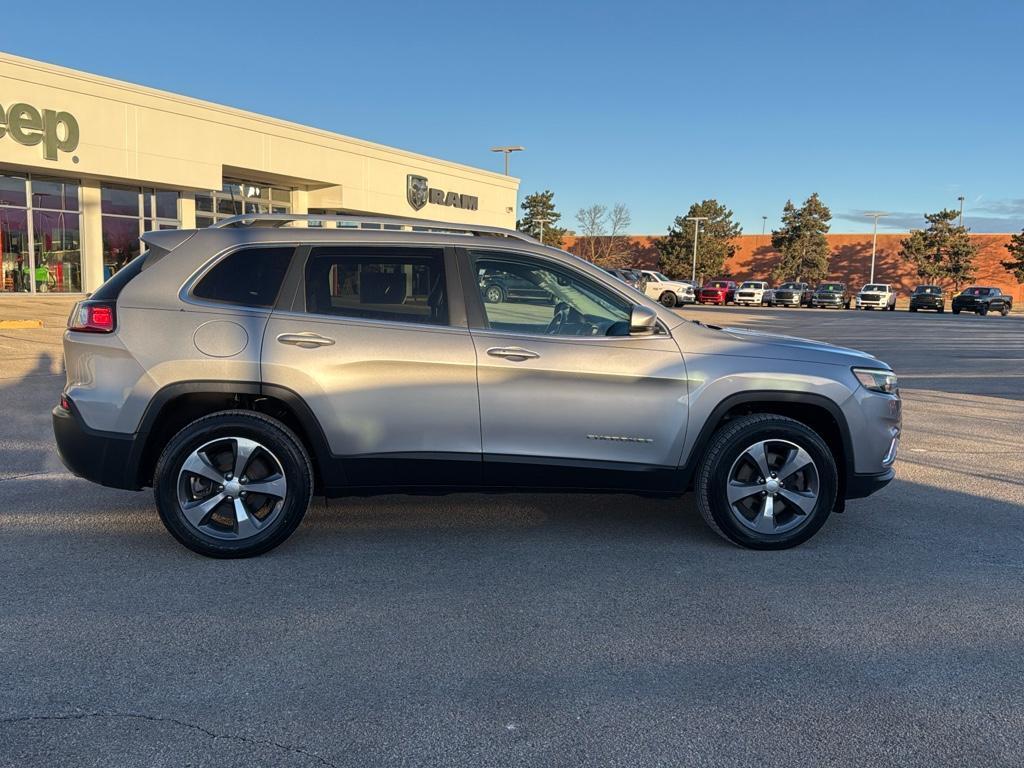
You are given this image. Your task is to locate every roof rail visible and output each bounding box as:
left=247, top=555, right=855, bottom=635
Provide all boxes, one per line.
left=210, top=213, right=539, bottom=243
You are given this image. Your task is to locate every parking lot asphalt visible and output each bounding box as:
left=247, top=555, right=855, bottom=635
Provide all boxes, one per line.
left=1, top=300, right=1023, bottom=767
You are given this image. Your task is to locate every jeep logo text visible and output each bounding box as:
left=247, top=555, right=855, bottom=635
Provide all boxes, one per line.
left=0, top=102, right=80, bottom=161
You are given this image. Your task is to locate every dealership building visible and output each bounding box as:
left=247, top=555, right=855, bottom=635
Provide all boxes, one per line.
left=0, top=52, right=519, bottom=295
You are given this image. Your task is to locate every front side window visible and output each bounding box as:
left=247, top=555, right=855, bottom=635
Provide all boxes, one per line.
left=472, top=251, right=631, bottom=337
left=304, top=247, right=448, bottom=326
left=193, top=246, right=294, bottom=307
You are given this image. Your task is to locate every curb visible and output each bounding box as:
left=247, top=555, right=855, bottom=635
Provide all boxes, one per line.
left=0, top=320, right=44, bottom=329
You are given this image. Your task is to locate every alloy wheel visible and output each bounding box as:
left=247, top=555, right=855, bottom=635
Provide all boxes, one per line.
left=725, top=439, right=819, bottom=535
left=176, top=437, right=288, bottom=540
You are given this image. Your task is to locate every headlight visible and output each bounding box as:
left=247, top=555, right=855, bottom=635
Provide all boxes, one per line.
left=853, top=367, right=898, bottom=394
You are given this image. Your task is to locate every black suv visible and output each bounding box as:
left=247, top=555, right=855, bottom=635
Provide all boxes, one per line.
left=810, top=282, right=851, bottom=309
left=908, top=285, right=945, bottom=312
left=773, top=282, right=812, bottom=307
left=951, top=286, right=1013, bottom=316
left=479, top=268, right=552, bottom=304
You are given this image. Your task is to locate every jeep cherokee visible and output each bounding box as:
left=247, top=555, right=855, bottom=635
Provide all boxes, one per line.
left=53, top=214, right=900, bottom=557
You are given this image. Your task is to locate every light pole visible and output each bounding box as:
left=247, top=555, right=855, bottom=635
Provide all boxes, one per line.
left=957, top=195, right=965, bottom=227
left=686, top=216, right=708, bottom=284
left=536, top=216, right=548, bottom=245
left=490, top=146, right=525, bottom=176
left=863, top=211, right=890, bottom=284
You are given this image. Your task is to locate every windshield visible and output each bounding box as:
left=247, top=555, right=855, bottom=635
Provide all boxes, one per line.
left=817, top=283, right=844, bottom=292
left=740, top=282, right=764, bottom=289
left=914, top=286, right=941, bottom=294
left=648, top=271, right=671, bottom=282
left=962, top=287, right=990, bottom=296
left=862, top=284, right=888, bottom=292
left=706, top=281, right=730, bottom=288
left=778, top=282, right=802, bottom=290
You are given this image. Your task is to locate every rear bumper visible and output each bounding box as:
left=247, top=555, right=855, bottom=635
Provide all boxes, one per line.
left=845, top=468, right=896, bottom=499
left=52, top=404, right=143, bottom=490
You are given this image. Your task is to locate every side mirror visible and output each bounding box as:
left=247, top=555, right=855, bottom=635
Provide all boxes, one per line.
left=629, top=305, right=658, bottom=336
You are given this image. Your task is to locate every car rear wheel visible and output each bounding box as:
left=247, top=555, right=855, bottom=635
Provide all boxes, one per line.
left=484, top=284, right=506, bottom=304
left=659, top=291, right=678, bottom=308
left=695, top=414, right=837, bottom=549
left=153, top=411, right=313, bottom=558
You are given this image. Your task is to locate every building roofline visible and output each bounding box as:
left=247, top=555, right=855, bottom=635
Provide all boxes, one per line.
left=0, top=50, right=518, bottom=187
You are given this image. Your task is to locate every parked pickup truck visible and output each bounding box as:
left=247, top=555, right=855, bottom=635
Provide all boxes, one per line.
left=698, top=279, right=737, bottom=305
left=735, top=281, right=773, bottom=307
left=855, top=284, right=896, bottom=311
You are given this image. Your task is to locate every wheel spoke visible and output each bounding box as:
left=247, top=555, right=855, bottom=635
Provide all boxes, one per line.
left=181, top=492, right=227, bottom=526
left=778, top=487, right=817, bottom=515
left=743, top=441, right=773, bottom=481
left=232, top=437, right=260, bottom=479
left=751, top=494, right=776, bottom=533
left=727, top=480, right=765, bottom=504
left=777, top=446, right=813, bottom=483
left=233, top=497, right=261, bottom=538
left=244, top=474, right=286, bottom=499
left=181, top=450, right=224, bottom=485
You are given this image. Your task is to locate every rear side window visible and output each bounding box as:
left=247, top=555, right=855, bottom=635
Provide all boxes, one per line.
left=193, top=246, right=294, bottom=307
left=304, top=247, right=448, bottom=326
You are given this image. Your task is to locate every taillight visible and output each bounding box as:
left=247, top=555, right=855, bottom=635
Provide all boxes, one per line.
left=69, top=301, right=116, bottom=333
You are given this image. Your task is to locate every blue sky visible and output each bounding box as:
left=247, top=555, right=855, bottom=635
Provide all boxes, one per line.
left=5, top=0, right=1022, bottom=234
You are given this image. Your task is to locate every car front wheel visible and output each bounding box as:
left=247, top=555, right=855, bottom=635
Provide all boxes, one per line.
left=978, top=305, right=989, bottom=316
left=153, top=410, right=314, bottom=558
left=1000, top=305, right=1010, bottom=316
left=695, top=414, right=837, bottom=549
left=659, top=291, right=678, bottom=308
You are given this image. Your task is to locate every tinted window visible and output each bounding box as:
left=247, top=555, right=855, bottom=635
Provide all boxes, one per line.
left=193, top=246, right=293, bottom=307
left=963, top=287, right=990, bottom=296
left=472, top=252, right=631, bottom=337
left=818, top=283, right=844, bottom=292
left=915, top=286, right=941, bottom=294
left=863, top=284, right=888, bottom=292
left=778, top=282, right=802, bottom=290
left=304, top=247, right=447, bottom=325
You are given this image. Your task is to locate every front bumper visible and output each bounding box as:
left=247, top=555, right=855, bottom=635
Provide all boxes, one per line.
left=812, top=296, right=845, bottom=307
left=910, top=298, right=943, bottom=309
left=845, top=468, right=896, bottom=499
left=53, top=403, right=143, bottom=490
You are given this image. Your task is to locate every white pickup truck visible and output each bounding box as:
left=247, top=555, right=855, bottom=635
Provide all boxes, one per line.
left=734, top=281, right=774, bottom=306
left=640, top=270, right=696, bottom=307
left=855, top=283, right=897, bottom=311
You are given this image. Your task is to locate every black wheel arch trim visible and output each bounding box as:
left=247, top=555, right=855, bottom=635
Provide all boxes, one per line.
left=678, top=390, right=857, bottom=500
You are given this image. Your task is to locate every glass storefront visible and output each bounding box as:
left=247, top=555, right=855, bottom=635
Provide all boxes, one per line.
left=101, top=185, right=179, bottom=278
left=1, top=172, right=82, bottom=293
left=195, top=180, right=291, bottom=228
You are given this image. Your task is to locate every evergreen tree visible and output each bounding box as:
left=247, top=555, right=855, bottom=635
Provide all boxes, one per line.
left=655, top=199, right=742, bottom=283
left=517, top=190, right=567, bottom=248
left=769, top=193, right=833, bottom=284
left=1001, top=228, right=1024, bottom=284
left=899, top=209, right=978, bottom=289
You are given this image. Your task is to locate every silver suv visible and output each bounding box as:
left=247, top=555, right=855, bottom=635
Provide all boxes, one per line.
left=53, top=214, right=900, bottom=557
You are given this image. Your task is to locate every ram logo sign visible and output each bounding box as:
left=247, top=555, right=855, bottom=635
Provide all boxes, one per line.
left=406, top=174, right=478, bottom=212
left=0, top=102, right=80, bottom=161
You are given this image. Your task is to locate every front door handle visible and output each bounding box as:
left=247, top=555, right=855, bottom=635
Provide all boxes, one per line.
left=486, top=346, right=540, bottom=361
left=277, top=332, right=336, bottom=349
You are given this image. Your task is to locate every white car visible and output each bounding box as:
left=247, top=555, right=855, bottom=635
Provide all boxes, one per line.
left=640, top=270, right=696, bottom=307
left=734, top=281, right=774, bottom=306
left=855, top=283, right=897, bottom=311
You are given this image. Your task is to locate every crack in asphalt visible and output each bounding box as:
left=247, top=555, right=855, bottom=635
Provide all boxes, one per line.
left=0, top=711, right=340, bottom=768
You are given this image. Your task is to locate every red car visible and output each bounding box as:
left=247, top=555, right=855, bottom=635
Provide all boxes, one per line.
left=698, top=279, right=737, bottom=305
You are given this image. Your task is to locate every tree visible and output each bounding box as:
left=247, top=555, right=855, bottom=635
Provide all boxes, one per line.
left=517, top=190, right=567, bottom=248
left=1001, top=228, right=1024, bottom=284
left=655, top=199, right=742, bottom=283
left=899, top=209, right=978, bottom=290
left=769, top=193, right=833, bottom=285
left=573, top=203, right=633, bottom=268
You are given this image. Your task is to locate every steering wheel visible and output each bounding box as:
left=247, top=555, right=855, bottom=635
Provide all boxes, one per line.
left=545, top=302, right=571, bottom=335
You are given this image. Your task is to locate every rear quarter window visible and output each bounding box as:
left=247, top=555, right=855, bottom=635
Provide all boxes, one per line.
left=193, top=246, right=295, bottom=307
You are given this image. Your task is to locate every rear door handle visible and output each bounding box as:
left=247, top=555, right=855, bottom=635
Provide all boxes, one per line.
left=277, top=332, right=336, bottom=349
left=486, top=346, right=539, bottom=361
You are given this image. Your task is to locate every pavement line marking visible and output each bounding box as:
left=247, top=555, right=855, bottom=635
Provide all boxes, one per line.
left=0, top=319, right=43, bottom=329
left=0, top=471, right=76, bottom=483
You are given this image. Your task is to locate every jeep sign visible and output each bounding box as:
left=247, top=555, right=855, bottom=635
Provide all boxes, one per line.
left=0, top=102, right=79, bottom=161
left=406, top=174, right=478, bottom=212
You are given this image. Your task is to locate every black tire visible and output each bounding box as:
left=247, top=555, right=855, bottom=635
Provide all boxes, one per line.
left=659, top=291, right=678, bottom=308
left=695, top=414, right=837, bottom=550
left=909, top=306, right=917, bottom=312
left=484, top=284, right=506, bottom=304
left=153, top=410, right=314, bottom=558
left=888, top=303, right=896, bottom=311
left=1000, top=304, right=1010, bottom=316
left=953, top=308, right=960, bottom=314
left=978, top=305, right=988, bottom=316
left=938, top=306, right=944, bottom=313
